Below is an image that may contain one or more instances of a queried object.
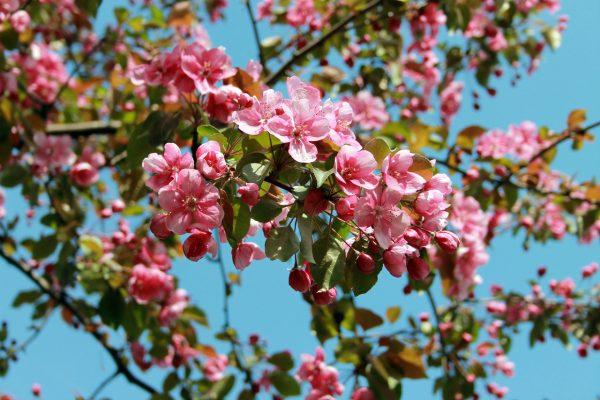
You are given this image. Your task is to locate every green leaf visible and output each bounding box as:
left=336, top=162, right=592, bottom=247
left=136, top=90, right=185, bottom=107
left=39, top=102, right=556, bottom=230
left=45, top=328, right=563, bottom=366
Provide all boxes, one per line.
left=265, top=226, right=299, bottom=262
left=311, top=167, right=334, bottom=188
left=127, top=111, right=180, bottom=168
left=251, top=197, right=282, bottom=223
left=226, top=199, right=251, bottom=244
left=0, top=164, right=27, bottom=188
left=79, top=235, right=104, bottom=260
left=355, top=308, right=384, bottom=331
left=240, top=161, right=271, bottom=183
left=297, top=214, right=315, bottom=263
left=269, top=371, right=301, bottom=396
left=32, top=235, right=58, bottom=260
left=122, top=301, right=148, bottom=340
left=364, top=137, right=391, bottom=168
left=98, top=289, right=126, bottom=329
left=12, top=290, right=42, bottom=308
left=312, top=236, right=346, bottom=290
left=209, top=375, right=236, bottom=399
left=181, top=306, right=209, bottom=327
left=268, top=351, right=295, bottom=371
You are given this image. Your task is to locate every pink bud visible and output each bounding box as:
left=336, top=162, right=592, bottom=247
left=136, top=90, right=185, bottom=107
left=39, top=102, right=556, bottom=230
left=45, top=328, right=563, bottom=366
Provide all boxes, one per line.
left=100, top=208, right=113, bottom=219
left=407, top=257, right=429, bottom=280
left=351, top=387, right=375, bottom=400
left=577, top=343, right=588, bottom=358
left=150, top=214, right=171, bottom=239
left=183, top=230, right=213, bottom=261
left=383, top=247, right=407, bottom=277
left=537, top=266, right=547, bottom=277
left=111, top=199, right=126, bottom=213
left=304, top=189, right=328, bottom=216
left=31, top=383, right=41, bottom=397
left=311, top=286, right=337, bottom=305
left=356, top=253, right=375, bottom=274
left=434, top=231, right=460, bottom=253
left=289, top=269, right=313, bottom=293
left=335, top=195, right=357, bottom=221
left=70, top=162, right=99, bottom=187
left=404, top=227, right=430, bottom=248
left=238, top=183, right=260, bottom=206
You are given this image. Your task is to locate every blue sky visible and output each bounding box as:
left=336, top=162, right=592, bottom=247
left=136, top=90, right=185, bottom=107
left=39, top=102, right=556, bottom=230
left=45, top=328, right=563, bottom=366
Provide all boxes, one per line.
left=1, top=1, right=598, bottom=399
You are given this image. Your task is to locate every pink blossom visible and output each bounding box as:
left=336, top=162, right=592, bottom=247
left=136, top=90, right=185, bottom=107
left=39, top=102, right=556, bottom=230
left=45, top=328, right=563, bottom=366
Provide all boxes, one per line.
left=335, top=195, right=357, bottom=221
left=246, top=59, right=263, bottom=81
left=195, top=140, right=228, bottom=180
left=487, top=27, right=508, bottom=51
left=582, top=262, right=598, bottom=279
left=382, top=150, right=426, bottom=196
left=203, top=354, right=228, bottom=382
left=158, top=169, right=224, bottom=234
left=238, top=182, right=260, bottom=206
left=477, top=129, right=513, bottom=159
left=465, top=11, right=488, bottom=38
left=10, top=10, right=30, bottom=33
left=12, top=43, right=67, bottom=103
left=257, top=0, right=274, bottom=20
left=204, top=85, right=252, bottom=123
left=334, top=146, right=379, bottom=195
left=0, top=189, right=5, bottom=219
left=352, top=387, right=375, bottom=400
left=345, top=91, right=389, bottom=130
left=440, top=80, right=463, bottom=125
left=31, top=383, right=41, bottom=397
left=150, top=214, right=171, bottom=239
left=286, top=0, right=321, bottom=28
left=158, top=289, right=189, bottom=326
left=180, top=44, right=236, bottom=93
left=311, top=286, right=337, bottom=306
left=232, top=242, right=266, bottom=270
left=128, top=264, right=174, bottom=304
left=487, top=301, right=507, bottom=315
left=415, top=189, right=449, bottom=217
left=383, top=239, right=417, bottom=277
left=234, top=89, right=283, bottom=135
left=142, top=143, right=194, bottom=191
left=550, top=277, right=575, bottom=298
left=325, top=101, right=360, bottom=149
left=297, top=347, right=344, bottom=397
left=507, top=121, right=542, bottom=160
left=355, top=186, right=411, bottom=249
left=32, top=133, right=76, bottom=174
left=266, top=77, right=330, bottom=163
left=70, top=146, right=105, bottom=187
left=135, top=238, right=172, bottom=271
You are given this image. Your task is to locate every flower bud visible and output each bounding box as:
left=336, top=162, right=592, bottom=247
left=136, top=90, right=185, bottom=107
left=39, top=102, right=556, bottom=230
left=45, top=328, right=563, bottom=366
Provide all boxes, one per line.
left=404, top=227, right=430, bottom=248
left=434, top=230, right=460, bottom=253
left=31, top=383, right=41, bottom=397
left=304, top=189, right=328, bottom=216
left=100, top=207, right=112, bottom=219
left=356, top=252, right=375, bottom=274
left=111, top=199, right=126, bottom=213
left=70, top=162, right=99, bottom=187
left=335, top=195, right=357, bottom=221
left=311, top=286, right=337, bottom=305
left=238, top=183, right=260, bottom=206
left=407, top=257, right=429, bottom=281
left=150, top=213, right=171, bottom=239
left=383, top=246, right=408, bottom=277
left=183, top=230, right=213, bottom=261
left=289, top=269, right=312, bottom=293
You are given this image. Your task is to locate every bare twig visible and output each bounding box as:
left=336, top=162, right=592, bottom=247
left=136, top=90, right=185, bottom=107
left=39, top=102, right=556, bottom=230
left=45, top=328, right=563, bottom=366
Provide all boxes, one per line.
left=88, top=370, right=119, bottom=400
left=244, top=0, right=266, bottom=67
left=46, top=121, right=121, bottom=137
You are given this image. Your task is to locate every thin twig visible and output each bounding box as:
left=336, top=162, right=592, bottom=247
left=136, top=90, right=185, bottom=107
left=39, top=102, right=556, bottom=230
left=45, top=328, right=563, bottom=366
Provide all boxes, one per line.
left=88, top=370, right=119, bottom=400
left=244, top=0, right=266, bottom=67
left=425, top=288, right=449, bottom=375
left=265, top=0, right=384, bottom=85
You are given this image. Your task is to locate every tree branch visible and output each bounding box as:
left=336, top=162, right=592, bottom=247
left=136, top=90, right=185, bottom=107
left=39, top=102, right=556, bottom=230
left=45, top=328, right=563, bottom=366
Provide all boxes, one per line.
left=46, top=121, right=121, bottom=137
left=0, top=249, right=158, bottom=395
left=244, top=0, right=266, bottom=67
left=265, top=0, right=384, bottom=86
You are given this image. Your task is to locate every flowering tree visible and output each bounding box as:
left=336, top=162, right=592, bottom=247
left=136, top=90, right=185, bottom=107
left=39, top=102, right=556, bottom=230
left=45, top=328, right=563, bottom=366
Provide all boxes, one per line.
left=0, top=0, right=598, bottom=399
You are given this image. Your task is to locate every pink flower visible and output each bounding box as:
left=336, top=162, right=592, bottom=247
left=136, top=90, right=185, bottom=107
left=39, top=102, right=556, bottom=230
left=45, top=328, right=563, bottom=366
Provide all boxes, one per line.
left=10, top=10, right=30, bottom=33
left=311, top=286, right=337, bottom=306
left=128, top=264, right=174, bottom=304
left=582, top=262, right=598, bottom=279
left=352, top=388, right=375, bottom=400
left=158, top=169, right=224, bottom=234
left=477, top=129, right=513, bottom=159
left=383, top=239, right=417, bottom=277
left=326, top=101, right=360, bottom=149
left=246, top=59, right=263, bottom=81
left=486, top=301, right=507, bottom=315
left=507, top=121, right=542, bottom=160
left=70, top=162, right=99, bottom=186
left=345, top=91, right=389, bottom=130
left=550, top=278, right=575, bottom=298
left=195, top=140, right=228, bottom=180
left=238, top=182, right=260, bottom=206
left=150, top=214, right=171, bottom=239
left=335, top=195, right=357, bottom=221
left=425, top=173, right=452, bottom=195
left=440, top=80, right=463, bottom=126
left=32, top=133, right=76, bottom=174
left=382, top=150, right=426, bottom=196
left=297, top=347, right=344, bottom=397
left=204, top=85, right=252, bottom=123
left=266, top=77, right=330, bottom=163
left=487, top=28, right=508, bottom=52
left=334, top=146, right=379, bottom=195
left=257, top=0, right=274, bottom=20
left=31, top=383, right=41, bottom=397
left=203, top=354, right=228, bottom=382
left=286, top=0, right=320, bottom=28
left=415, top=189, right=449, bottom=217
left=183, top=230, right=217, bottom=261
left=232, top=242, right=266, bottom=270
left=355, top=186, right=411, bottom=249
left=234, top=89, right=283, bottom=135
left=142, top=143, right=194, bottom=191
left=159, top=289, right=189, bottom=326
left=180, top=44, right=236, bottom=94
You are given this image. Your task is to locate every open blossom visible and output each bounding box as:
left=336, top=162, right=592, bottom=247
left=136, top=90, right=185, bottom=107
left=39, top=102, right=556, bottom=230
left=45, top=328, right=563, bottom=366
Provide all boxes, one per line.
left=382, top=150, right=426, bottom=196
left=195, top=140, right=228, bottom=180
left=286, top=0, right=322, bottom=29
left=351, top=388, right=375, bottom=400
left=233, top=89, right=283, bottom=135
left=12, top=43, right=67, bottom=103
left=238, top=182, right=260, bottom=206
left=582, top=262, right=598, bottom=278
left=345, top=91, right=389, bottom=130
left=355, top=186, right=411, bottom=249
left=128, top=264, right=174, bottom=304
left=32, top=133, right=76, bottom=175
left=142, top=143, right=194, bottom=191
left=203, top=354, right=228, bottom=382
left=158, top=289, right=189, bottom=326
left=326, top=101, right=360, bottom=149
left=508, top=121, right=543, bottom=160
left=232, top=241, right=266, bottom=270
left=383, top=239, right=417, bottom=277
left=70, top=146, right=106, bottom=187
left=334, top=146, right=379, bottom=195
left=477, top=129, right=513, bottom=159
left=266, top=77, right=330, bottom=163
left=158, top=169, right=223, bottom=234
left=550, top=277, right=575, bottom=298
left=181, top=44, right=236, bottom=93
left=297, top=347, right=344, bottom=398
left=204, top=85, right=253, bottom=123
left=10, top=10, right=30, bottom=33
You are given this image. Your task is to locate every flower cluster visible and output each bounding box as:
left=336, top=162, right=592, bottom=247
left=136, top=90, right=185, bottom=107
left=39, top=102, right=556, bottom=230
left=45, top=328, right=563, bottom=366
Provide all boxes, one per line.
left=477, top=121, right=546, bottom=161
left=296, top=347, right=344, bottom=399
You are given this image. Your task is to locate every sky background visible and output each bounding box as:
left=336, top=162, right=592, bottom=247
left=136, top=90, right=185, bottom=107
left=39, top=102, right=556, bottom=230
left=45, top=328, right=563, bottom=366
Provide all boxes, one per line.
left=1, top=1, right=599, bottom=399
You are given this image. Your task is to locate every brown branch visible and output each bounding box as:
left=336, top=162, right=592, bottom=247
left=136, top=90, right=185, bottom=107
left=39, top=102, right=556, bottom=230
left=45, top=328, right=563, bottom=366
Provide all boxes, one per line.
left=46, top=121, right=121, bottom=137
left=265, top=0, right=385, bottom=86
left=0, top=249, right=158, bottom=395
left=244, top=0, right=266, bottom=67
